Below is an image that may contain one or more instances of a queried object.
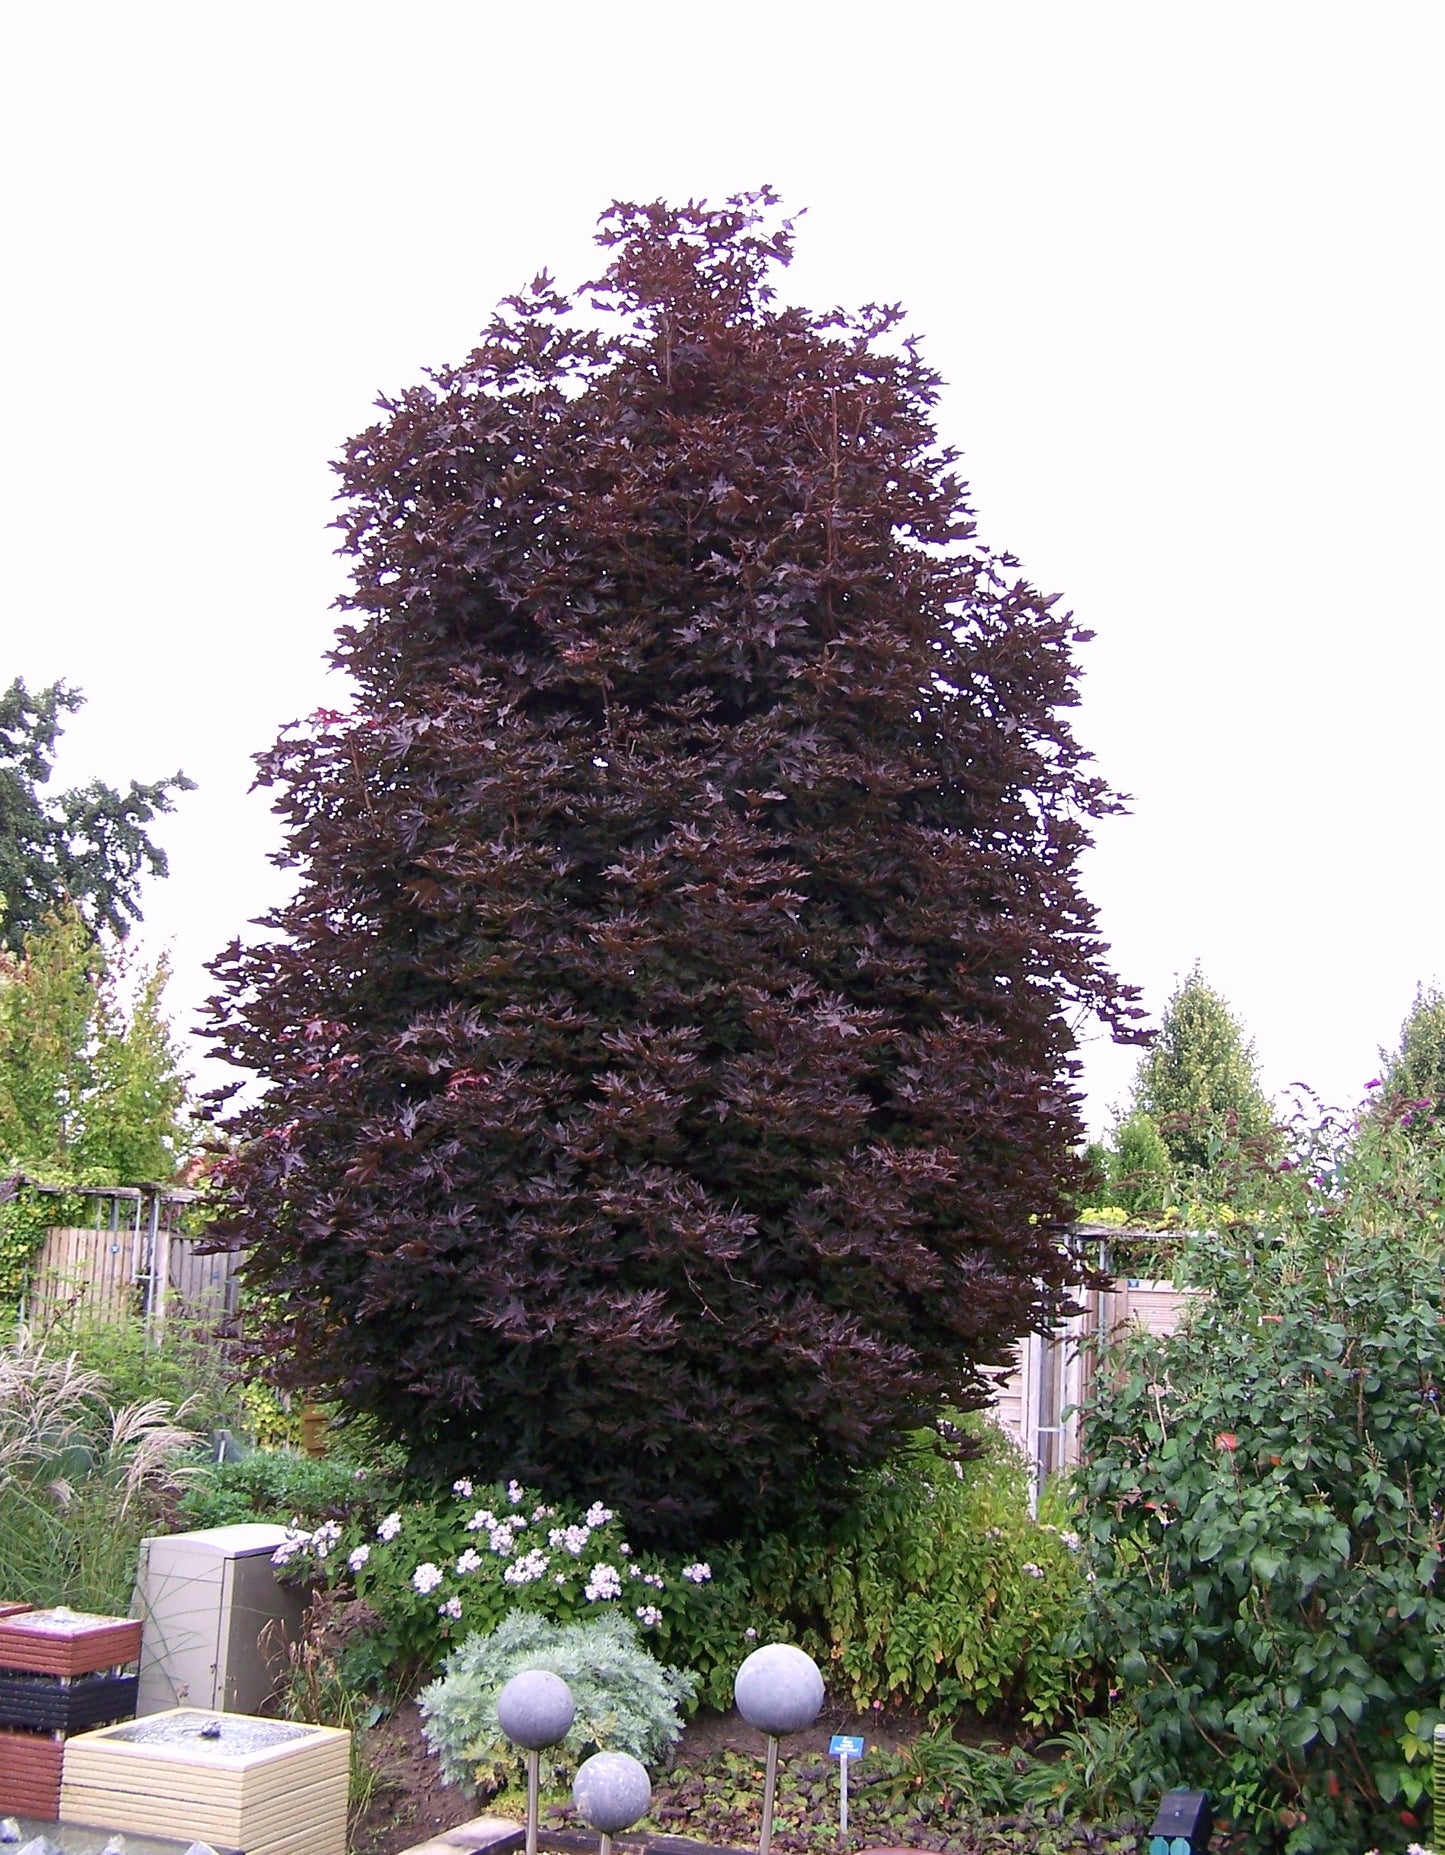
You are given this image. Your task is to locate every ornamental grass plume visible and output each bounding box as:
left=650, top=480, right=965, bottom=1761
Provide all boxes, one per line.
left=0, top=1329, right=196, bottom=1611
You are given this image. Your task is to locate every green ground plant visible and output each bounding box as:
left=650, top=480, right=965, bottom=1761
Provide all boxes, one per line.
left=421, top=1610, right=695, bottom=1794
left=1074, top=1122, right=1445, bottom=1853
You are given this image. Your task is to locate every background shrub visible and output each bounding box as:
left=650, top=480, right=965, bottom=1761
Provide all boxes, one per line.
left=1075, top=1215, right=1445, bottom=1853
left=421, top=1611, right=695, bottom=1794
left=179, top=1448, right=402, bottom=1532
left=277, top=1422, right=1083, bottom=1724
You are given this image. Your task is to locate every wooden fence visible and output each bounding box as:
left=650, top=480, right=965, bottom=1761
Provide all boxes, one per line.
left=25, top=1217, right=239, bottom=1331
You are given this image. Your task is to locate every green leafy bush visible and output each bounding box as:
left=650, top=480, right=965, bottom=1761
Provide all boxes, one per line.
left=275, top=1422, right=1083, bottom=1724
left=179, top=1448, right=402, bottom=1532
left=420, top=1611, right=695, bottom=1794
left=1075, top=1215, right=1445, bottom=1852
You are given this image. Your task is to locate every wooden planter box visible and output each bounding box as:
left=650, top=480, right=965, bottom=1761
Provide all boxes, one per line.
left=0, top=1603, right=33, bottom=1620
left=0, top=1726, right=65, bottom=1818
left=0, top=1609, right=142, bottom=1678
left=0, top=1669, right=138, bottom=1733
left=61, top=1708, right=349, bottom=1855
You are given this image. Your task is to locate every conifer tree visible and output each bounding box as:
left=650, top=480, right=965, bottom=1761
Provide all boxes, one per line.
left=1376, top=985, right=1445, bottom=1136
left=1131, top=964, right=1272, bottom=1173
left=207, top=194, right=1141, bottom=1543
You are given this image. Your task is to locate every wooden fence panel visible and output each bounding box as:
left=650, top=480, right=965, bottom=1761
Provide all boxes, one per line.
left=28, top=1225, right=142, bottom=1326
left=27, top=1225, right=239, bottom=1329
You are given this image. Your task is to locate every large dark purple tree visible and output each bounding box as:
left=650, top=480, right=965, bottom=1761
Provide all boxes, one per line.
left=208, top=193, right=1141, bottom=1544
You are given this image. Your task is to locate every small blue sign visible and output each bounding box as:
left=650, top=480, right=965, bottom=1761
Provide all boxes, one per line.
left=829, top=1735, right=865, bottom=1759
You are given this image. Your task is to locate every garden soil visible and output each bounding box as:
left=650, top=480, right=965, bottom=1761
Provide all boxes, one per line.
left=350, top=1705, right=1146, bottom=1855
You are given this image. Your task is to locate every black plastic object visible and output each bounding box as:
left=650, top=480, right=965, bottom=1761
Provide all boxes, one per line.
left=1148, top=1787, right=1212, bottom=1853
left=0, top=1671, right=139, bottom=1733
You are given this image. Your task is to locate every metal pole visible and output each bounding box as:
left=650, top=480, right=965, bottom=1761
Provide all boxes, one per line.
left=760, top=1734, right=780, bottom=1855
left=526, top=1747, right=540, bottom=1855
left=839, top=1751, right=848, bottom=1839
left=600, top=1837, right=613, bottom=1855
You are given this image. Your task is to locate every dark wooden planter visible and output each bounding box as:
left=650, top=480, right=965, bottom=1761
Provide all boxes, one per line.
left=0, top=1670, right=138, bottom=1733
left=0, top=1726, right=65, bottom=1818
left=0, top=1609, right=142, bottom=1678
left=0, top=1603, right=32, bottom=1620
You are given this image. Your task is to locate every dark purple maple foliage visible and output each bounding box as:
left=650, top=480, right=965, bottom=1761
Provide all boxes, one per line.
left=207, top=192, right=1142, bottom=1545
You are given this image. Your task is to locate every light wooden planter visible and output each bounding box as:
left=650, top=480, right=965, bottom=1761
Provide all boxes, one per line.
left=0, top=1725, right=65, bottom=1817
left=61, top=1707, right=349, bottom=1855
left=0, top=1608, right=142, bottom=1678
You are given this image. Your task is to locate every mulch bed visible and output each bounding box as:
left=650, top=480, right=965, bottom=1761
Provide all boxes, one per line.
left=349, top=1706, right=1145, bottom=1855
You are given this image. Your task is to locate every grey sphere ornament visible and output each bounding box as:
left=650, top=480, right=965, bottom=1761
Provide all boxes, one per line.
left=496, top=1668, right=577, bottom=1749
left=734, top=1643, right=824, bottom=1736
left=572, top=1750, right=652, bottom=1834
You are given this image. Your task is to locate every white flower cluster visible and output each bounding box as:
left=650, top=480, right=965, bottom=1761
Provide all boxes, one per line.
left=584, top=1502, right=614, bottom=1527
left=378, top=1512, right=403, bottom=1542
left=452, top=1478, right=474, bottom=1498
left=348, top=1544, right=371, bottom=1573
left=271, top=1520, right=341, bottom=1567
left=1021, top=1562, right=1044, bottom=1579
left=488, top=1519, right=522, bottom=1558
left=634, top=1605, right=662, bottom=1627
left=270, top=1527, right=310, bottom=1567
left=466, top=1508, right=497, bottom=1532
left=439, top=1595, right=463, bottom=1619
left=681, top=1562, right=711, bottom=1583
left=550, top=1524, right=592, bottom=1555
left=628, top=1567, right=665, bottom=1589
left=584, top=1563, right=622, bottom=1602
left=456, top=1548, right=482, bottom=1575
left=412, top=1562, right=444, bottom=1595
left=504, top=1549, right=551, bottom=1586
left=507, top=1480, right=525, bottom=1505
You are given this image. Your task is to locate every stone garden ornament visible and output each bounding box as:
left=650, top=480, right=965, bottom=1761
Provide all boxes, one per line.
left=572, top=1750, right=652, bottom=1855
left=496, top=1669, right=578, bottom=1855
left=733, top=1644, right=825, bottom=1855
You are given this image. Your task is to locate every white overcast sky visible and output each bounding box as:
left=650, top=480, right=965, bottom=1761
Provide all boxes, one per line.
left=2, top=3, right=1440, bottom=1135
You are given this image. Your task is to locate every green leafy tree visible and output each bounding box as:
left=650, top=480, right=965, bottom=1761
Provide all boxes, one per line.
left=1131, top=964, right=1272, bottom=1173
left=207, top=192, right=1142, bottom=1545
left=0, top=906, right=190, bottom=1182
left=1107, top=1109, right=1173, bottom=1220
left=0, top=677, right=193, bottom=952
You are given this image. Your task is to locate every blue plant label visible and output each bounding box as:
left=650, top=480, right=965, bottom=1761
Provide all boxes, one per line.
left=829, top=1735, right=864, bottom=1759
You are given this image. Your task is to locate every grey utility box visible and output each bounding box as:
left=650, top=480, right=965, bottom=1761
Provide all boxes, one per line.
left=134, top=1522, right=308, bottom=1716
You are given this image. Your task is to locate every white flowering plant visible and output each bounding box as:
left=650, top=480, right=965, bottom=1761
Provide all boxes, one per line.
left=268, top=1474, right=744, bottom=1693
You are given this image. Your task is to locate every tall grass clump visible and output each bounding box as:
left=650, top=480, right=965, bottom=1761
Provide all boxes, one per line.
left=0, top=1330, right=196, bottom=1611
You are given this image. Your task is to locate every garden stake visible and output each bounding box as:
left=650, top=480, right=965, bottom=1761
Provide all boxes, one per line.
left=526, top=1747, right=540, bottom=1855
left=759, top=1734, right=780, bottom=1855
left=838, top=1748, right=848, bottom=1839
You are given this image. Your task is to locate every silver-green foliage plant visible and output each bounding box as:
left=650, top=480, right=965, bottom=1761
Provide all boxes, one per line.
left=420, top=1611, right=696, bottom=1795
